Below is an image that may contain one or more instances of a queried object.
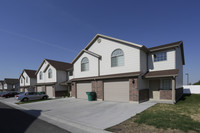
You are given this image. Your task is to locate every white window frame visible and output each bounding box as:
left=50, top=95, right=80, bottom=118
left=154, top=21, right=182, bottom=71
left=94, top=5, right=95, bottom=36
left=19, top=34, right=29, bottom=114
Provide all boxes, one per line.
left=48, top=68, right=52, bottom=78
left=111, top=49, right=124, bottom=67
left=39, top=71, right=43, bottom=80
left=81, top=57, right=89, bottom=71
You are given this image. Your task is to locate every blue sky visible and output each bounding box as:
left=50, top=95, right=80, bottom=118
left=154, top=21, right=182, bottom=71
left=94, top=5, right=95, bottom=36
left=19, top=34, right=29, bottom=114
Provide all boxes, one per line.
left=0, top=0, right=199, bottom=84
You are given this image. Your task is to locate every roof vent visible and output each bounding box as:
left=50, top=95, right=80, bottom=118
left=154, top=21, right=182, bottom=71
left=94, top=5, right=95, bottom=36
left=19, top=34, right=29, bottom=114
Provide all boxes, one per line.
left=97, top=38, right=101, bottom=43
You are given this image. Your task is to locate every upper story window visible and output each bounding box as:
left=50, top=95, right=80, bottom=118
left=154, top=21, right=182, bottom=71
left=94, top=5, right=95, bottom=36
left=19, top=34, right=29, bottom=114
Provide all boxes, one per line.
left=154, top=52, right=167, bottom=62
left=26, top=76, right=28, bottom=83
left=48, top=68, right=52, bottom=78
left=21, top=78, right=23, bottom=83
left=111, top=49, right=124, bottom=67
left=39, top=71, right=43, bottom=80
left=81, top=57, right=89, bottom=71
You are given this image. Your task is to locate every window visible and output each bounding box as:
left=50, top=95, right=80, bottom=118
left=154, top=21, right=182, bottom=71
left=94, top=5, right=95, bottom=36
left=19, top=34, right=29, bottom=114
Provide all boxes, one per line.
left=111, top=49, right=124, bottom=67
left=48, top=68, right=52, bottom=78
left=162, top=79, right=171, bottom=90
left=39, top=71, right=43, bottom=80
left=154, top=52, right=167, bottom=62
left=26, top=77, right=28, bottom=83
left=21, top=78, right=23, bottom=83
left=81, top=57, right=89, bottom=71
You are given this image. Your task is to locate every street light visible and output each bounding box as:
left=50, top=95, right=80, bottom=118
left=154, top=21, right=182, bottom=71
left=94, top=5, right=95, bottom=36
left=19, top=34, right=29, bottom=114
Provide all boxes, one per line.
left=185, top=73, right=189, bottom=85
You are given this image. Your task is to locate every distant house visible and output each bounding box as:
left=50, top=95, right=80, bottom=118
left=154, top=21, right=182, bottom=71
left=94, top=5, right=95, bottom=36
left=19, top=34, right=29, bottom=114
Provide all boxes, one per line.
left=69, top=34, right=184, bottom=104
left=35, top=59, right=72, bottom=98
left=0, top=80, right=4, bottom=91
left=19, top=69, right=37, bottom=92
left=3, top=78, right=19, bottom=91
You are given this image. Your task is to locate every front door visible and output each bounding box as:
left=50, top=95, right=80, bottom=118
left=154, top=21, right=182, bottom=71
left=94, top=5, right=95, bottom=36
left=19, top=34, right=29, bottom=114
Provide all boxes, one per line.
left=149, top=80, right=160, bottom=100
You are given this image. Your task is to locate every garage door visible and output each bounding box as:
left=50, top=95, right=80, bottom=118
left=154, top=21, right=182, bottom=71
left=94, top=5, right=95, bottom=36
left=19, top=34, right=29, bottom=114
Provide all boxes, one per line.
left=77, top=83, right=92, bottom=99
left=46, top=86, right=54, bottom=98
left=20, top=88, right=24, bottom=92
left=104, top=80, right=129, bottom=102
left=25, top=88, right=28, bottom=92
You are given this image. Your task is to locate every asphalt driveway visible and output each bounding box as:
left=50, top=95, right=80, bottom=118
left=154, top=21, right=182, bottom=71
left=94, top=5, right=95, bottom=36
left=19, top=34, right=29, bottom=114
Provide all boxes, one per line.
left=0, top=97, right=155, bottom=130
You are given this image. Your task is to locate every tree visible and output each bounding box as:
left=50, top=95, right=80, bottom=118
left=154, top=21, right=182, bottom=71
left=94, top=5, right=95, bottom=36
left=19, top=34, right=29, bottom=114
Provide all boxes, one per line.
left=193, top=80, right=200, bottom=85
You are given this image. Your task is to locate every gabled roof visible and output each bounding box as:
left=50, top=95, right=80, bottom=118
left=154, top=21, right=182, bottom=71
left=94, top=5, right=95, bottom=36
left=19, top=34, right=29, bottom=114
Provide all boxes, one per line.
left=36, top=59, right=73, bottom=75
left=72, top=34, right=148, bottom=64
left=72, top=49, right=101, bottom=64
left=19, top=69, right=37, bottom=79
left=144, top=69, right=179, bottom=78
left=4, top=78, right=19, bottom=84
left=148, top=41, right=185, bottom=65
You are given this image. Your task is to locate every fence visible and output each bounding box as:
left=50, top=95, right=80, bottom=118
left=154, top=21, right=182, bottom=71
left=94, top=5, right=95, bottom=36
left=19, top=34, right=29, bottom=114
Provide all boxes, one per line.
left=183, top=85, right=200, bottom=94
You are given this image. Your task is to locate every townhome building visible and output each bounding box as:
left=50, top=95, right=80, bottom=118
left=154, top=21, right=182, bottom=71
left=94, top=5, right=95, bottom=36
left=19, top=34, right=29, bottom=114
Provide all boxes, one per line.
left=0, top=80, right=4, bottom=91
left=19, top=69, right=37, bottom=92
left=35, top=59, right=72, bottom=98
left=2, top=78, right=19, bottom=91
left=69, top=34, right=184, bottom=104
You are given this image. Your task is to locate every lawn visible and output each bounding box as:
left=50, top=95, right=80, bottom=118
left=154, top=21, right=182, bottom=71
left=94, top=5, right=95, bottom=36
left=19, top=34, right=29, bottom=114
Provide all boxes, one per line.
left=106, top=94, right=200, bottom=133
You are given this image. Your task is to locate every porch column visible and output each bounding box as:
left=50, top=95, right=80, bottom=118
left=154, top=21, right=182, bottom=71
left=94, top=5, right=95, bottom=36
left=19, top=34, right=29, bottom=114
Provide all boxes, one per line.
left=172, top=78, right=176, bottom=103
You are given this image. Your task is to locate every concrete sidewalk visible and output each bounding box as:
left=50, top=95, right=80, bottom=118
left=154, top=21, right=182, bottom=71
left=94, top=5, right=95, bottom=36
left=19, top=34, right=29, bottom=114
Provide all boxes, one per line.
left=0, top=97, right=155, bottom=133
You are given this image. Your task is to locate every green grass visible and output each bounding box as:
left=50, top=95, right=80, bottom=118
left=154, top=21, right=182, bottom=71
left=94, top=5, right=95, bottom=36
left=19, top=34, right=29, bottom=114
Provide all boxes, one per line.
left=107, top=94, right=200, bottom=133
left=134, top=94, right=200, bottom=132
left=15, top=99, right=51, bottom=104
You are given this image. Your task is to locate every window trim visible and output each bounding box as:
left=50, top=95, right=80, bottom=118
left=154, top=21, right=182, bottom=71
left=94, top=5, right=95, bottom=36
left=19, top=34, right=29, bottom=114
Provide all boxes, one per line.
left=26, top=76, right=28, bottom=83
left=39, top=71, right=43, bottom=80
left=48, top=68, right=52, bottom=79
left=81, top=57, right=89, bottom=72
left=153, top=52, right=167, bottom=62
left=111, top=48, right=124, bottom=67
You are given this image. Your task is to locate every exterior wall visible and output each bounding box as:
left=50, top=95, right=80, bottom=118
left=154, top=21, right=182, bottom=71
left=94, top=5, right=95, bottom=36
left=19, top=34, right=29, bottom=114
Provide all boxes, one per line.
left=88, top=37, right=140, bottom=76
left=30, top=78, right=37, bottom=86
left=138, top=76, right=148, bottom=90
left=0, top=83, right=3, bottom=90
left=23, top=72, right=31, bottom=86
left=92, top=81, right=103, bottom=100
left=4, top=84, right=8, bottom=90
left=140, top=50, right=147, bottom=73
left=129, top=78, right=139, bottom=102
left=139, top=89, right=149, bottom=102
left=20, top=77, right=24, bottom=86
left=160, top=90, right=172, bottom=100
left=148, top=49, right=176, bottom=71
left=71, top=82, right=77, bottom=98
left=175, top=47, right=183, bottom=88
left=74, top=52, right=99, bottom=78
left=37, top=61, right=57, bottom=83
left=176, top=87, right=183, bottom=100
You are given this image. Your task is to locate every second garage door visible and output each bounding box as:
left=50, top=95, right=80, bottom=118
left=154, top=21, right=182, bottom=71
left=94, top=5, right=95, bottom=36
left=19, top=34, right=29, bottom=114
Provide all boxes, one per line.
left=46, top=86, right=55, bottom=98
left=77, top=83, right=92, bottom=99
left=104, top=80, right=129, bottom=102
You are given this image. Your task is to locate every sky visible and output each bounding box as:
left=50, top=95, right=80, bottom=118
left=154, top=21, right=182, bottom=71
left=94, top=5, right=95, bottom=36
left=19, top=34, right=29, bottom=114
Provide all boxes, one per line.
left=0, top=0, right=199, bottom=84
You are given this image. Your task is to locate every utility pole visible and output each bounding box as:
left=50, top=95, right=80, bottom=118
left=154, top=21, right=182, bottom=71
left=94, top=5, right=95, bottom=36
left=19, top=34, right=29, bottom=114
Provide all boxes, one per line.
left=185, top=73, right=189, bottom=85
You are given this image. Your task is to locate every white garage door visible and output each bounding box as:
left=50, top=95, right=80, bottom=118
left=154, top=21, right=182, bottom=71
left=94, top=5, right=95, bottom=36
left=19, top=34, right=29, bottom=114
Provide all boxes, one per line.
left=77, top=83, right=92, bottom=99
left=46, top=86, right=54, bottom=98
left=37, top=86, right=44, bottom=92
left=104, top=80, right=129, bottom=102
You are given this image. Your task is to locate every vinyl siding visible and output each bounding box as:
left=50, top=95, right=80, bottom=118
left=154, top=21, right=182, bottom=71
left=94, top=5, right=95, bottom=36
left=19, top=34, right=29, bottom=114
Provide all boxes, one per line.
left=175, top=47, right=183, bottom=88
left=37, top=61, right=57, bottom=83
left=74, top=52, right=99, bottom=78
left=148, top=49, right=176, bottom=71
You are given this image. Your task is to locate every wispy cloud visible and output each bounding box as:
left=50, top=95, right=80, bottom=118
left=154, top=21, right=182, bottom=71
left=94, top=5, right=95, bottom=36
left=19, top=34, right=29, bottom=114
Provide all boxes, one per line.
left=0, top=28, right=77, bottom=53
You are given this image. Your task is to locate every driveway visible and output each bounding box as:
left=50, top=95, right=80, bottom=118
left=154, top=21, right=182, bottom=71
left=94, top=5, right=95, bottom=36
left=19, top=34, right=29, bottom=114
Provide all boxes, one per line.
left=0, top=97, right=155, bottom=130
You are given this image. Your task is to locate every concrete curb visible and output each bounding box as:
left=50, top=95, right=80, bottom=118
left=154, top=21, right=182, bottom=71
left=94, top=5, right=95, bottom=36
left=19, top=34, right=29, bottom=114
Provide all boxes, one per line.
left=0, top=100, right=111, bottom=133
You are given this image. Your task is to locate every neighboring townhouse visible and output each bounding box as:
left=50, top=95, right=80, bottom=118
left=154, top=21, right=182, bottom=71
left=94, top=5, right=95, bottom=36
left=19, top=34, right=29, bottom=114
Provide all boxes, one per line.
left=69, top=34, right=184, bottom=104
left=3, top=78, right=19, bottom=91
left=19, top=69, right=37, bottom=92
left=35, top=59, right=73, bottom=98
left=0, top=80, right=4, bottom=91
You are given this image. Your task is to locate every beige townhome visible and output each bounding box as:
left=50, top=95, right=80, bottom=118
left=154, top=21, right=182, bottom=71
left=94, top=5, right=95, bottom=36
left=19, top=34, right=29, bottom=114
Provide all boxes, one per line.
left=35, top=59, right=72, bottom=98
left=19, top=69, right=37, bottom=92
left=69, top=34, right=184, bottom=104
